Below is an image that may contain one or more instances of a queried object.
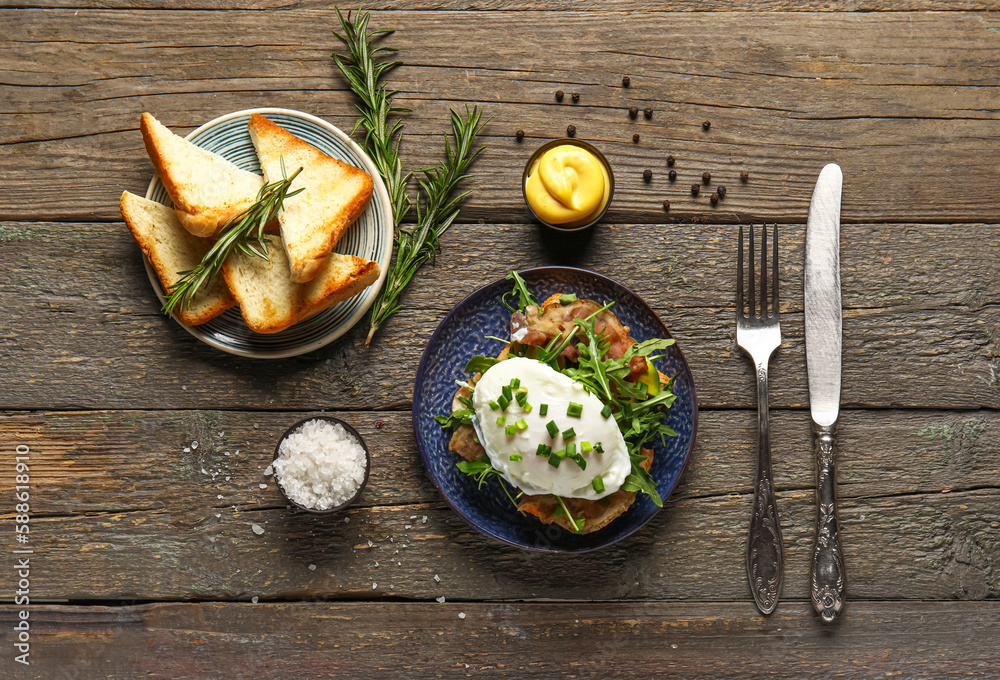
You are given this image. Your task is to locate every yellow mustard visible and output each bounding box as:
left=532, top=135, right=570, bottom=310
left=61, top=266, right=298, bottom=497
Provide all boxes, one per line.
left=525, top=144, right=610, bottom=225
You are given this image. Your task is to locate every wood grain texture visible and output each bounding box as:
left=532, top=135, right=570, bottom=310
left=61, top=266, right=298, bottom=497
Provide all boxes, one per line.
left=3, top=601, right=1000, bottom=679
left=2, top=409, right=997, bottom=602
left=3, top=10, right=1000, bottom=223
left=5, top=1, right=1000, bottom=10
left=0, top=220, right=996, bottom=411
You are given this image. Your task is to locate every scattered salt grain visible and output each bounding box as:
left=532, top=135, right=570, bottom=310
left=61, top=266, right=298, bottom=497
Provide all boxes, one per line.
left=264, top=465, right=273, bottom=476
left=251, top=596, right=258, bottom=604
left=459, top=613, right=466, bottom=620
left=191, top=441, right=199, bottom=450
left=254, top=424, right=259, bottom=429
left=422, top=516, right=427, bottom=523
left=182, top=385, right=187, bottom=391
left=259, top=484, right=267, bottom=490
left=183, top=447, right=191, bottom=453
left=217, top=494, right=223, bottom=499
left=251, top=523, right=264, bottom=535
left=372, top=583, right=377, bottom=590
left=434, top=574, right=440, bottom=583
left=404, top=525, right=412, bottom=530
left=273, top=419, right=367, bottom=511
left=436, top=596, right=446, bottom=603
left=308, top=564, right=316, bottom=571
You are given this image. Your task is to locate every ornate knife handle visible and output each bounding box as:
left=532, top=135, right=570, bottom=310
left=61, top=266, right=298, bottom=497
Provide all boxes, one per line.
left=746, top=362, right=784, bottom=615
left=811, top=422, right=845, bottom=622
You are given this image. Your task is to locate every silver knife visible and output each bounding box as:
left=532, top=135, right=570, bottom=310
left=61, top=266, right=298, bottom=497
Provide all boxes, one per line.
left=805, top=163, right=846, bottom=622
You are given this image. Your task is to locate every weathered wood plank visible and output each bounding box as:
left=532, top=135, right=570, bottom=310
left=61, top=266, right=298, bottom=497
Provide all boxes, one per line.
left=3, top=10, right=1000, bottom=223
left=2, top=409, right=997, bottom=602
left=0, top=220, right=997, bottom=410
left=5, top=1, right=999, bottom=11
left=3, top=601, right=1000, bottom=679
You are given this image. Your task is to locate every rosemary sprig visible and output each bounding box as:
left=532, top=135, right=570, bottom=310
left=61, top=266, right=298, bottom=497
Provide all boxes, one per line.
left=332, top=8, right=411, bottom=225
left=161, top=165, right=303, bottom=317
left=367, top=106, right=487, bottom=344
left=331, top=9, right=488, bottom=346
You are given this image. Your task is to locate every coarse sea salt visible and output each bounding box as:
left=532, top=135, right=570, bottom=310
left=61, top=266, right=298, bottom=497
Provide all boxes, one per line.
left=273, top=419, right=367, bottom=511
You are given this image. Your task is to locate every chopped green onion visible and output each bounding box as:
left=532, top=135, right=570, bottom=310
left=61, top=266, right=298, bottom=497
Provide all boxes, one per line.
left=502, top=385, right=513, bottom=401
left=515, top=390, right=528, bottom=407
left=559, top=293, right=578, bottom=305
left=496, top=416, right=506, bottom=425
left=580, top=441, right=593, bottom=453
left=536, top=443, right=552, bottom=457
left=595, top=442, right=604, bottom=453
left=562, top=428, right=577, bottom=441
left=505, top=424, right=516, bottom=436
left=572, top=454, right=587, bottom=470
left=510, top=454, right=522, bottom=462
left=600, top=404, right=612, bottom=419
left=522, top=403, right=532, bottom=413
left=592, top=477, right=605, bottom=493
left=488, top=400, right=500, bottom=411
left=565, top=442, right=576, bottom=457
left=553, top=448, right=567, bottom=459
left=510, top=378, right=521, bottom=389
left=546, top=420, right=559, bottom=438
left=548, top=455, right=562, bottom=468
left=497, top=394, right=511, bottom=411
left=567, top=402, right=583, bottom=418
left=515, top=418, right=528, bottom=432
left=539, top=404, right=548, bottom=416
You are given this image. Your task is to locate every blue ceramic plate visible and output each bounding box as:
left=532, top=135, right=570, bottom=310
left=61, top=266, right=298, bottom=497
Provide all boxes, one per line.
left=143, top=108, right=393, bottom=359
left=413, top=267, right=698, bottom=552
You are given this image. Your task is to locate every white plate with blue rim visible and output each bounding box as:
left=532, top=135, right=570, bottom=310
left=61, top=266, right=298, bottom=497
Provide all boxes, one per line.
left=143, top=108, right=393, bottom=359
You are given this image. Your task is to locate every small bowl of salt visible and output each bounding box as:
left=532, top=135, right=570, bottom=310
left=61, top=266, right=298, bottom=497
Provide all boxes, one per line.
left=272, top=416, right=370, bottom=514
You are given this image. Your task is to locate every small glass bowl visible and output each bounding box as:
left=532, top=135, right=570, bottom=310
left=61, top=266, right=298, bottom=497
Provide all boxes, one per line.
left=522, top=138, right=615, bottom=233
left=272, top=415, right=371, bottom=514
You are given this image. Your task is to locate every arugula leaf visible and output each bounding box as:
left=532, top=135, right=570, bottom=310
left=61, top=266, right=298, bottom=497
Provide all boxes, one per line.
left=457, top=458, right=523, bottom=509
left=620, top=452, right=663, bottom=507
left=464, top=355, right=498, bottom=374
left=435, top=409, right=473, bottom=429
left=502, top=270, right=540, bottom=313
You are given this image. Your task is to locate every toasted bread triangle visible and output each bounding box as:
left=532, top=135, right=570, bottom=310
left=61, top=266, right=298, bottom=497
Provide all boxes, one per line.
left=119, top=191, right=236, bottom=326
left=140, top=113, right=264, bottom=238
left=221, top=235, right=379, bottom=334
left=247, top=114, right=374, bottom=284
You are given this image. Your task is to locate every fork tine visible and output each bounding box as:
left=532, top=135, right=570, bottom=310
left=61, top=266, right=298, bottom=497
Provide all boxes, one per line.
left=760, top=224, right=768, bottom=316
left=772, top=224, right=779, bottom=316
left=737, top=225, right=744, bottom=317
left=748, top=225, right=756, bottom=317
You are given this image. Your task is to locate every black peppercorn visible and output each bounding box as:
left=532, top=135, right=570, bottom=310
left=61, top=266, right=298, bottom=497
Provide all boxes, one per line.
left=629, top=106, right=638, bottom=118
left=567, top=124, right=576, bottom=137
left=740, top=170, right=749, bottom=182
left=644, top=108, right=653, bottom=119
left=556, top=90, right=564, bottom=102
left=702, top=120, right=711, bottom=130
left=691, top=184, right=700, bottom=196
left=662, top=199, right=670, bottom=211
left=515, top=129, right=524, bottom=141
left=717, top=185, right=727, bottom=198
left=571, top=92, right=580, bottom=103
left=633, top=133, right=640, bottom=143
left=666, top=155, right=675, bottom=167
left=643, top=169, right=652, bottom=182
left=668, top=170, right=677, bottom=181
left=710, top=193, right=719, bottom=206
left=622, top=76, right=631, bottom=87
left=702, top=172, right=711, bottom=184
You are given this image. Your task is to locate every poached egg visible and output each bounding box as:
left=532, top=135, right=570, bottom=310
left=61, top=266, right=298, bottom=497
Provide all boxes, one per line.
left=471, top=356, right=630, bottom=499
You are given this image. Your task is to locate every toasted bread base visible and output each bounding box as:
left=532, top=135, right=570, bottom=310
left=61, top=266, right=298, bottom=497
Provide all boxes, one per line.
left=247, top=114, right=374, bottom=283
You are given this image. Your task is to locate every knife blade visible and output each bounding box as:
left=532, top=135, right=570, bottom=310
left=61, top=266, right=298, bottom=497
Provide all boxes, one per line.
left=805, top=163, right=846, bottom=622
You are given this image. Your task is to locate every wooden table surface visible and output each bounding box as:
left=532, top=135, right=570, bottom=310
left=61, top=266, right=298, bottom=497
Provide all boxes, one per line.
left=3, top=2, right=1000, bottom=678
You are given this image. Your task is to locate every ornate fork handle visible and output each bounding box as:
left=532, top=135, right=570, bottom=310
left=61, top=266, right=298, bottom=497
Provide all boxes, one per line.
left=811, top=422, right=845, bottom=622
left=746, top=360, right=783, bottom=615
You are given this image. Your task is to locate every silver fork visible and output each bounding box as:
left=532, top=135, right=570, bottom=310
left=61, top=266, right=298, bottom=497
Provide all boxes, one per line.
left=736, top=224, right=784, bottom=615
